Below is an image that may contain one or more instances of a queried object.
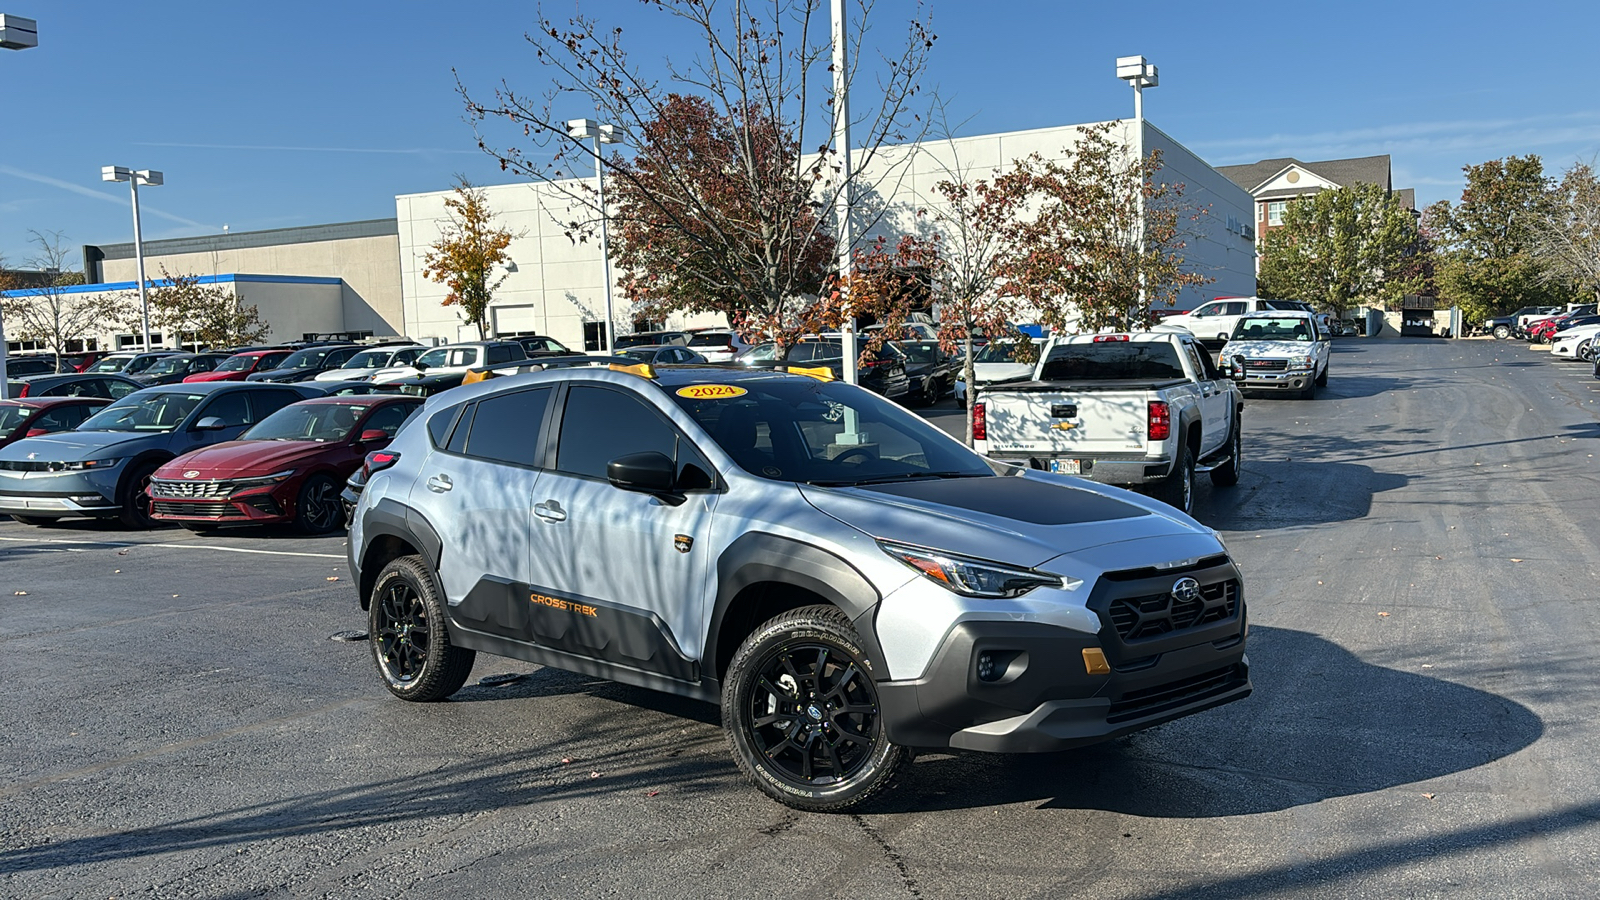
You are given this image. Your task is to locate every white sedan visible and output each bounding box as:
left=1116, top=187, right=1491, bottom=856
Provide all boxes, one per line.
left=1551, top=325, right=1600, bottom=361
left=954, top=340, right=1035, bottom=406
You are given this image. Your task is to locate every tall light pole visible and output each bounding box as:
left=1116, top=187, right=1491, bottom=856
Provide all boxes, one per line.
left=567, top=118, right=624, bottom=353
left=101, top=166, right=164, bottom=349
left=831, top=0, right=859, bottom=392
left=0, top=13, right=38, bottom=399
left=1116, top=55, right=1158, bottom=314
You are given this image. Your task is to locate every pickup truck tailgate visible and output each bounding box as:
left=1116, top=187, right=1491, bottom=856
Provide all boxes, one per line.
left=979, top=380, right=1177, bottom=458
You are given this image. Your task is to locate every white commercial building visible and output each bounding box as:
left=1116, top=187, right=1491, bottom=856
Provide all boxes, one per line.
left=396, top=119, right=1256, bottom=349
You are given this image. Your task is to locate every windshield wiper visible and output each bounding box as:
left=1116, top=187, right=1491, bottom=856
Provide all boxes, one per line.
left=808, top=471, right=986, bottom=487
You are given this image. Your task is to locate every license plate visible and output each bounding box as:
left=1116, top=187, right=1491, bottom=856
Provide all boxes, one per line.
left=1049, top=458, right=1081, bottom=475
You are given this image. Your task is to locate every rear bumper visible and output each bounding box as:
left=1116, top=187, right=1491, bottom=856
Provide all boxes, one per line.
left=983, top=451, right=1171, bottom=486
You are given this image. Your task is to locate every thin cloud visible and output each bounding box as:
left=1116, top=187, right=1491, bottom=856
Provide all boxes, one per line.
left=1195, top=112, right=1600, bottom=163
left=0, top=165, right=213, bottom=230
left=133, top=141, right=479, bottom=156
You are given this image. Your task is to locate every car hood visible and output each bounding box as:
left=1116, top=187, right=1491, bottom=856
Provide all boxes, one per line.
left=155, top=440, right=333, bottom=477
left=184, top=369, right=245, bottom=382
left=0, top=428, right=166, bottom=462
left=1553, top=324, right=1600, bottom=341
left=1221, top=339, right=1319, bottom=358
left=799, top=471, right=1219, bottom=570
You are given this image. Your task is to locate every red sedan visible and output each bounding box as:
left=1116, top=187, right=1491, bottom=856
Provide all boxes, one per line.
left=183, top=349, right=293, bottom=383
left=148, top=395, right=422, bottom=533
left=0, top=397, right=113, bottom=450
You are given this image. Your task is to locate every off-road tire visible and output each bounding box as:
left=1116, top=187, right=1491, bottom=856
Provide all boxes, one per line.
left=1209, top=420, right=1241, bottom=488
left=8, top=514, right=59, bottom=527
left=1493, top=324, right=1511, bottom=340
left=723, top=604, right=904, bottom=812
left=368, top=555, right=475, bottom=702
left=1150, top=445, right=1196, bottom=514
left=117, top=462, right=161, bottom=529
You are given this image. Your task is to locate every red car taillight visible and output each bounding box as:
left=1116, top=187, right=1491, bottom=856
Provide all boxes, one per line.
left=972, top=402, right=987, bottom=441
left=361, top=450, right=401, bottom=480
left=1148, top=401, right=1171, bottom=441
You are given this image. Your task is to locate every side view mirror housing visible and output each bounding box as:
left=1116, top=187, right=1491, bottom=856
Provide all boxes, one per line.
left=25, top=427, right=48, bottom=438
left=607, top=450, right=678, bottom=496
left=412, top=361, right=429, bottom=372
left=193, top=416, right=227, bottom=431
left=357, top=428, right=389, bottom=444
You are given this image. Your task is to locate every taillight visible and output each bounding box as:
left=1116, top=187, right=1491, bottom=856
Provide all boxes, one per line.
left=1147, top=401, right=1171, bottom=441
left=972, top=402, right=987, bottom=441
left=361, top=450, right=401, bottom=480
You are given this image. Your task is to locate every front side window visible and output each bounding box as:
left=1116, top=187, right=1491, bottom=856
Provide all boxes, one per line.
left=556, top=386, right=681, bottom=481
left=144, top=357, right=192, bottom=377
left=672, top=379, right=992, bottom=485
left=0, top=404, right=33, bottom=440
left=257, top=352, right=292, bottom=371
left=85, top=357, right=129, bottom=373
left=199, top=393, right=252, bottom=427
left=213, top=355, right=256, bottom=373
left=80, top=392, right=206, bottom=433
left=359, top=402, right=421, bottom=440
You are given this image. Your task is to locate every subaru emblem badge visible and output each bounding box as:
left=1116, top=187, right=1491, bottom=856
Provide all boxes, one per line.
left=1171, top=576, right=1202, bottom=604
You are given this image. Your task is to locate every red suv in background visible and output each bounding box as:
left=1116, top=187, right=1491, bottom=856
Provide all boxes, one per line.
left=0, top=397, right=112, bottom=450
left=148, top=395, right=422, bottom=533
left=183, top=350, right=293, bottom=383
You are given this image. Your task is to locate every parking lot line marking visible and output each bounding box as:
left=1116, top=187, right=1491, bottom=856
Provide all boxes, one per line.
left=0, top=536, right=344, bottom=559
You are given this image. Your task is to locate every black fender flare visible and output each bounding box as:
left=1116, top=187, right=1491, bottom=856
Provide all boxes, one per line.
left=356, top=497, right=443, bottom=598
left=707, top=532, right=887, bottom=680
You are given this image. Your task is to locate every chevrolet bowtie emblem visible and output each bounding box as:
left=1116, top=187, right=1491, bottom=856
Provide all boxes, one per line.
left=1049, top=421, right=1079, bottom=431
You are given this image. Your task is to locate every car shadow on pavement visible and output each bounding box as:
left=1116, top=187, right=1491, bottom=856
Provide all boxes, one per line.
left=874, top=625, right=1542, bottom=816
left=1201, top=460, right=1408, bottom=530
left=449, top=664, right=722, bottom=727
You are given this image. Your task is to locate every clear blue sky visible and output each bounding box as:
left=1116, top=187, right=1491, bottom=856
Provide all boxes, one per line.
left=2, top=0, right=1597, bottom=268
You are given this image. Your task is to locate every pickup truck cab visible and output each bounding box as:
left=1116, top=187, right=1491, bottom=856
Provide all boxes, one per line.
left=1217, top=311, right=1330, bottom=400
left=974, top=332, right=1242, bottom=514
left=1161, top=297, right=1313, bottom=345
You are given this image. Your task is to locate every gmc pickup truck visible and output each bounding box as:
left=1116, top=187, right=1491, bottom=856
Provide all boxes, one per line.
left=973, top=332, right=1243, bottom=514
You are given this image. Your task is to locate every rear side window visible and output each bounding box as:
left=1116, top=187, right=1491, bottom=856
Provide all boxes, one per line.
left=463, top=388, right=553, bottom=466
left=1038, top=343, right=1187, bottom=380
left=555, top=386, right=679, bottom=481
left=689, top=332, right=732, bottom=348
left=486, top=345, right=517, bottom=364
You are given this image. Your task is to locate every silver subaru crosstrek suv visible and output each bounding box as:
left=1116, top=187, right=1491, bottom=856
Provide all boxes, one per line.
left=347, top=362, right=1251, bottom=810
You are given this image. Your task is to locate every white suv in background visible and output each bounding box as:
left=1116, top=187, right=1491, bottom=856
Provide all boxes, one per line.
left=1163, top=297, right=1315, bottom=345
left=685, top=330, right=753, bottom=363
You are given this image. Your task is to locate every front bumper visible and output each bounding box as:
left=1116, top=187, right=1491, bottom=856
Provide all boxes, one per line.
left=147, top=479, right=293, bottom=524
left=876, top=559, right=1250, bottom=752
left=1233, top=368, right=1314, bottom=392
left=0, top=467, right=123, bottom=517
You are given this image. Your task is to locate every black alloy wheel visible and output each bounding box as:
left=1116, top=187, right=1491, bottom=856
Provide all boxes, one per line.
left=368, top=555, right=475, bottom=701
left=118, top=463, right=161, bottom=529
left=724, top=605, right=904, bottom=811
left=294, top=474, right=344, bottom=534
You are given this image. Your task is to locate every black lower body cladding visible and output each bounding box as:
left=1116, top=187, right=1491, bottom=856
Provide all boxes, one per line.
left=876, top=560, right=1251, bottom=752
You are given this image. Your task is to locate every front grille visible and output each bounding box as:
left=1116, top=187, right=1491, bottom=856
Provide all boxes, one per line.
left=0, top=460, right=55, bottom=472
left=1107, top=664, right=1244, bottom=723
left=149, top=478, right=234, bottom=499
left=1107, top=580, right=1238, bottom=641
left=152, top=500, right=244, bottom=518
left=1243, top=358, right=1288, bottom=371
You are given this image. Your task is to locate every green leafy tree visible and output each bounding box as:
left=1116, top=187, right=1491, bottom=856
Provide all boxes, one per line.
left=0, top=231, right=130, bottom=355
left=1427, top=155, right=1572, bottom=322
left=985, top=123, right=1211, bottom=334
left=1257, top=182, right=1422, bottom=316
left=147, top=267, right=270, bottom=347
left=421, top=178, right=520, bottom=339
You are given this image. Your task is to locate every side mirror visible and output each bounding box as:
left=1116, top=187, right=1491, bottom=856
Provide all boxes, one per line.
left=607, top=450, right=677, bottom=494
left=25, top=427, right=48, bottom=437
left=412, top=361, right=429, bottom=372
left=193, top=416, right=227, bottom=431
left=358, top=428, right=388, bottom=444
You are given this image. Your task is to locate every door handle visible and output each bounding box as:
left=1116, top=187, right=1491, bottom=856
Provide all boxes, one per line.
left=426, top=474, right=453, bottom=493
left=534, top=500, right=567, bottom=522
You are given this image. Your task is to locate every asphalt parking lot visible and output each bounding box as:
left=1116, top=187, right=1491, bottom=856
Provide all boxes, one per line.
left=5, top=336, right=1600, bottom=899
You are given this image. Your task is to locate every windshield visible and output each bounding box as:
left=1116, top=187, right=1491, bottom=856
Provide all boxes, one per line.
left=898, top=342, right=942, bottom=363
left=343, top=349, right=389, bottom=369
left=616, top=333, right=671, bottom=349
left=86, top=357, right=131, bottom=373
left=976, top=342, right=1017, bottom=363
left=213, top=355, right=257, bottom=372
left=1232, top=318, right=1314, bottom=341
left=671, top=379, right=992, bottom=486
left=0, top=404, right=33, bottom=440
left=279, top=348, right=336, bottom=370
left=244, top=402, right=367, bottom=442
left=1038, top=342, right=1187, bottom=380
left=143, top=357, right=193, bottom=376
left=123, top=355, right=163, bottom=375
left=80, top=392, right=205, bottom=433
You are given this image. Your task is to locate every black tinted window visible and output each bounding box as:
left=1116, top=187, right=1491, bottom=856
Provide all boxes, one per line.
left=361, top=402, right=421, bottom=439
left=1038, top=343, right=1187, bottom=380
left=556, top=386, right=678, bottom=480
left=200, top=392, right=251, bottom=427
left=427, top=405, right=463, bottom=448
left=463, top=388, right=552, bottom=466
left=446, top=403, right=475, bottom=454
left=253, top=390, right=305, bottom=421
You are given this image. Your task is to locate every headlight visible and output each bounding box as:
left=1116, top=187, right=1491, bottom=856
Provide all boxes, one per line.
left=230, top=469, right=296, bottom=490
left=57, top=458, right=122, bottom=472
left=1289, top=355, right=1315, bottom=368
left=877, top=540, right=1072, bottom=598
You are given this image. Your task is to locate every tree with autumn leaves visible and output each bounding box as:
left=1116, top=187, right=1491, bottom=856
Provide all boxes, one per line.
left=422, top=179, right=520, bottom=339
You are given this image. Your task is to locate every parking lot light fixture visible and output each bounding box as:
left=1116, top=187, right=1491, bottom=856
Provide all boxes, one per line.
left=101, top=165, right=164, bottom=351
left=1116, top=55, right=1158, bottom=312
left=0, top=13, right=38, bottom=399
left=567, top=118, right=626, bottom=353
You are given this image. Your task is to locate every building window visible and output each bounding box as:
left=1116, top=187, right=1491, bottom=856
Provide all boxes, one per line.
left=115, top=333, right=163, bottom=350
left=1267, top=201, right=1288, bottom=227
left=583, top=321, right=609, bottom=352
left=632, top=318, right=665, bottom=334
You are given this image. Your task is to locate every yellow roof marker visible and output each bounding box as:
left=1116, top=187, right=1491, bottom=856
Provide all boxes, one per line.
left=461, top=368, right=496, bottom=385
left=785, top=366, right=835, bottom=382
left=609, top=362, right=657, bottom=379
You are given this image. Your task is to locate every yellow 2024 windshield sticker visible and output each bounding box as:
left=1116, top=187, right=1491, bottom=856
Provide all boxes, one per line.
left=676, top=384, right=748, bottom=399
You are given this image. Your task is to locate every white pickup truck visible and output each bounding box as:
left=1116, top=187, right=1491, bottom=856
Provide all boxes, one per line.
left=1217, top=310, right=1330, bottom=399
left=1162, top=296, right=1318, bottom=345
left=973, top=332, right=1243, bottom=514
